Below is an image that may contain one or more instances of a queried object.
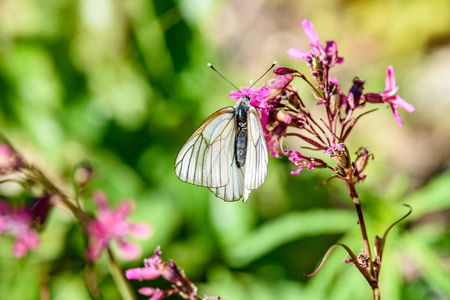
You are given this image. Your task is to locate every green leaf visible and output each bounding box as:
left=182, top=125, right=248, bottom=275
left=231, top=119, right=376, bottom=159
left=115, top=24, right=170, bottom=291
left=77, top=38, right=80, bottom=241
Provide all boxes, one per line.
left=404, top=171, right=450, bottom=219
left=225, top=209, right=355, bottom=267
left=404, top=232, right=450, bottom=297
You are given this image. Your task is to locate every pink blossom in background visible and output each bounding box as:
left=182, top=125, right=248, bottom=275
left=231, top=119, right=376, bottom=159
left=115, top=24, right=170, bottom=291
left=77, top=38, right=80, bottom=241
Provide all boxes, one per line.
left=0, top=144, right=23, bottom=174
left=0, top=200, right=39, bottom=258
left=85, top=191, right=152, bottom=262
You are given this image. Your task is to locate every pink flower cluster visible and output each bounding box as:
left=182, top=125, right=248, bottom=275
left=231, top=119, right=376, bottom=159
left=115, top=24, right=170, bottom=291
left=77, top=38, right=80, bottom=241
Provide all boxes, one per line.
left=126, top=247, right=220, bottom=300
left=229, top=19, right=414, bottom=177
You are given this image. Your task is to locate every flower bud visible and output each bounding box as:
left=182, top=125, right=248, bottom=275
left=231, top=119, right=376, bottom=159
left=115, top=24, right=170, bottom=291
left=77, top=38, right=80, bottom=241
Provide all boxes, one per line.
left=325, top=143, right=350, bottom=169
left=354, top=147, right=373, bottom=176
left=347, top=77, right=365, bottom=109
left=276, top=110, right=292, bottom=124
left=329, top=91, right=341, bottom=115
left=311, top=57, right=323, bottom=73
left=74, top=163, right=93, bottom=186
left=29, top=194, right=52, bottom=226
left=333, top=155, right=349, bottom=170
left=159, top=260, right=183, bottom=286
left=357, top=252, right=370, bottom=269
left=364, top=92, right=383, bottom=104
left=310, top=57, right=325, bottom=87
left=273, top=66, right=298, bottom=75
left=374, top=235, right=382, bottom=265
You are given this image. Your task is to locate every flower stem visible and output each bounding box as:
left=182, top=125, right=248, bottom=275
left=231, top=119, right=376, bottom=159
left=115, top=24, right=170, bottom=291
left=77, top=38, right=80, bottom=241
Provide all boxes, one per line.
left=373, top=287, right=380, bottom=300
left=346, top=175, right=373, bottom=268
left=353, top=196, right=373, bottom=268
left=346, top=173, right=380, bottom=299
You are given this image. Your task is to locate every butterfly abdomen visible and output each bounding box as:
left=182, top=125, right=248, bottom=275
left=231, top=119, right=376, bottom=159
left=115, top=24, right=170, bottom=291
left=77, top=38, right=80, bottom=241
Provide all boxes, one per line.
left=234, top=97, right=251, bottom=169
left=235, top=128, right=247, bottom=168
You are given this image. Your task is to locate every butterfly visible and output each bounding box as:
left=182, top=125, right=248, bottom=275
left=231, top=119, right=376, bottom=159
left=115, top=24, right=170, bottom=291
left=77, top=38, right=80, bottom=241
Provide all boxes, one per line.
left=174, top=63, right=275, bottom=202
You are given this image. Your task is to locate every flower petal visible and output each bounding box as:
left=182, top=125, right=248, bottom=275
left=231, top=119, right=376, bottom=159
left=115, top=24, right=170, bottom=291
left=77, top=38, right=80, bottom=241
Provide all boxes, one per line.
left=229, top=90, right=243, bottom=100
left=129, top=223, right=153, bottom=239
left=287, top=47, right=310, bottom=60
left=385, top=66, right=396, bottom=92
left=395, top=95, right=415, bottom=113
left=301, top=19, right=321, bottom=47
left=291, top=166, right=304, bottom=175
left=118, top=240, right=142, bottom=261
left=126, top=267, right=160, bottom=280
left=389, top=102, right=404, bottom=126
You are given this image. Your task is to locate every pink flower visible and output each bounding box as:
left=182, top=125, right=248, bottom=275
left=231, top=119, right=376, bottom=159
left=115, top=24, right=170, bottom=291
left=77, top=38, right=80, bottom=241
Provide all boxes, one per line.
left=229, top=87, right=259, bottom=100
left=325, top=143, right=350, bottom=169
left=85, top=191, right=152, bottom=262
left=383, top=66, right=415, bottom=126
left=266, top=132, right=286, bottom=158
left=125, top=265, right=160, bottom=281
left=288, top=151, right=327, bottom=175
left=229, top=86, right=270, bottom=107
left=0, top=200, right=40, bottom=258
left=324, top=143, right=346, bottom=158
left=126, top=247, right=202, bottom=300
left=265, top=112, right=292, bottom=158
left=364, top=66, right=415, bottom=126
left=268, top=72, right=294, bottom=91
left=288, top=19, right=343, bottom=67
left=139, top=288, right=165, bottom=300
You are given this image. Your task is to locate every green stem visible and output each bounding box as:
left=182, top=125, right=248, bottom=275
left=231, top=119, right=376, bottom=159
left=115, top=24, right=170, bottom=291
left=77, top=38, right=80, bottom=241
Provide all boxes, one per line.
left=346, top=173, right=380, bottom=300
left=107, top=248, right=137, bottom=300
left=373, top=287, right=380, bottom=300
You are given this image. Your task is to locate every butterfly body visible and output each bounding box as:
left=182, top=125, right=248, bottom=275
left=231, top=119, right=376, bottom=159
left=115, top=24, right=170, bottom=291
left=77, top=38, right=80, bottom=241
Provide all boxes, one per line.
left=235, top=96, right=251, bottom=168
left=175, top=95, right=268, bottom=202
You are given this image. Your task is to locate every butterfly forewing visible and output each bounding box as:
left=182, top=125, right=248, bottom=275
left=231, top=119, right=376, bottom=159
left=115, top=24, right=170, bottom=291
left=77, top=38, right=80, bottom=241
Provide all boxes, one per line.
left=244, top=107, right=268, bottom=189
left=175, top=107, right=236, bottom=188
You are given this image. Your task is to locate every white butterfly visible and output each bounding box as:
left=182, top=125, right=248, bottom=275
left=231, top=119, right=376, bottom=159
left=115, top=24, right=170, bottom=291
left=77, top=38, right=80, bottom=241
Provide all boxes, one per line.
left=174, top=90, right=268, bottom=203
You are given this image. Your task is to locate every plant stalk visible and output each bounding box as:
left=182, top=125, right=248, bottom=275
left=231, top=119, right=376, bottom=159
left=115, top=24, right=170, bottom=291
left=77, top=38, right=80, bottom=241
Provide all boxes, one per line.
left=346, top=174, right=380, bottom=299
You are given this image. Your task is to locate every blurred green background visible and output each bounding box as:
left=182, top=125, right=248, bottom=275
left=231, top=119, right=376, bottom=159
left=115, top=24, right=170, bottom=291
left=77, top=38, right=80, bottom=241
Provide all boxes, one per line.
left=0, top=0, right=449, bottom=299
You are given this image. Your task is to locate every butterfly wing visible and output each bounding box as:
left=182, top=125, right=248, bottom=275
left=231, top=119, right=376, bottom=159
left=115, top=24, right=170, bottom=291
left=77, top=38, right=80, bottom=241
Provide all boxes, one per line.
left=175, top=107, right=236, bottom=189
left=208, top=159, right=245, bottom=201
left=175, top=103, right=268, bottom=202
left=243, top=106, right=268, bottom=201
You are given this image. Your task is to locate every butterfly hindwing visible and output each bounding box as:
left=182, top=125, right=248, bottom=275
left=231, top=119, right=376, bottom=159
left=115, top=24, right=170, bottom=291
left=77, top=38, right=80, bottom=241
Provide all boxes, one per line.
left=244, top=106, right=268, bottom=190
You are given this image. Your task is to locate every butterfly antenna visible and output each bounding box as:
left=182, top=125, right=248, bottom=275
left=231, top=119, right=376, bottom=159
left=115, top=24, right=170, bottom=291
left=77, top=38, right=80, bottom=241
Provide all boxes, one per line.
left=249, top=61, right=277, bottom=89
left=207, top=63, right=242, bottom=93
